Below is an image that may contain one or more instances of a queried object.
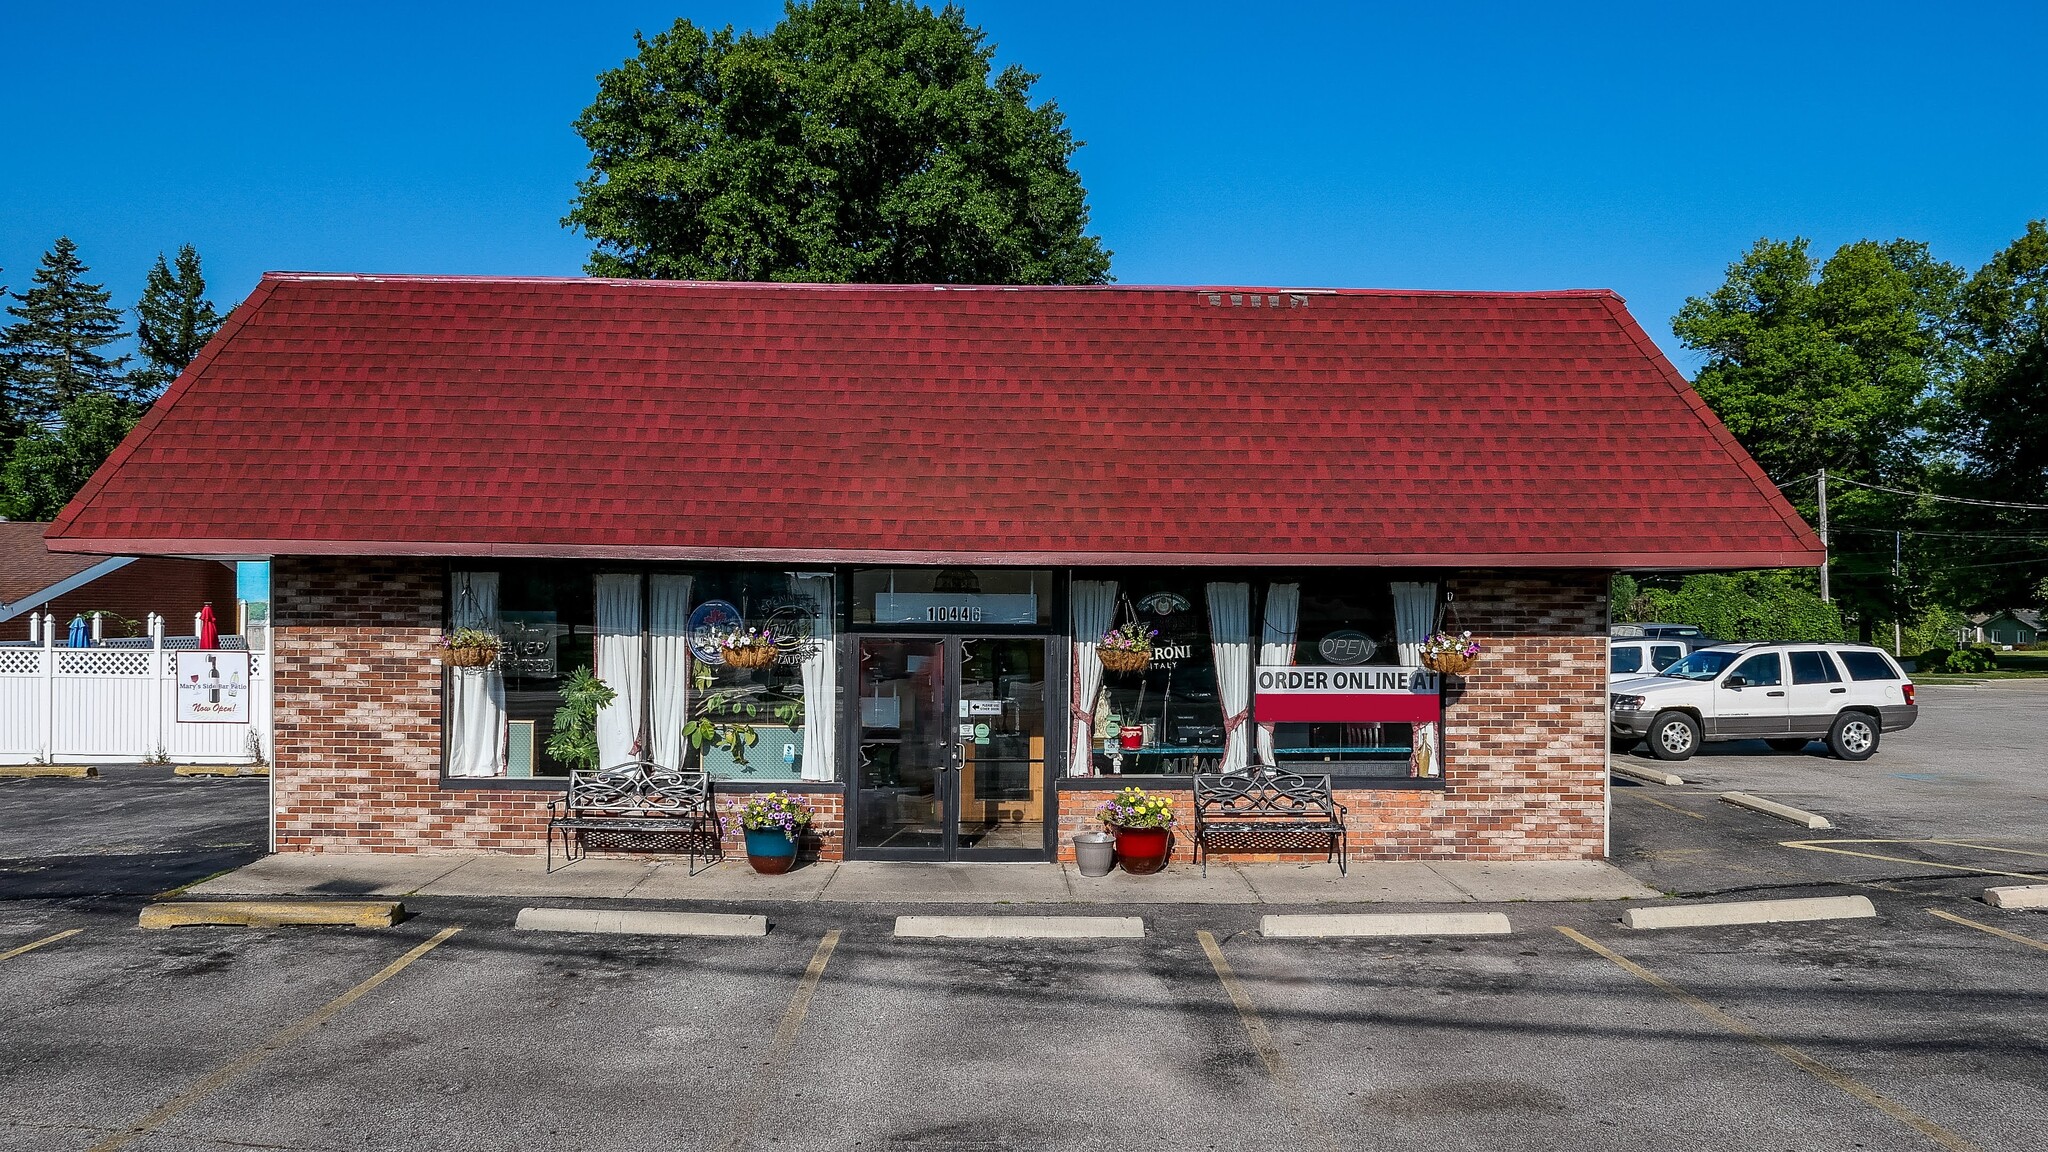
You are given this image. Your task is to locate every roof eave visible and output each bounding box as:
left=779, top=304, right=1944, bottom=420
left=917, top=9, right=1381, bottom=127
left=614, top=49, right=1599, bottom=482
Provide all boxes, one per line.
left=38, top=535, right=1827, bottom=571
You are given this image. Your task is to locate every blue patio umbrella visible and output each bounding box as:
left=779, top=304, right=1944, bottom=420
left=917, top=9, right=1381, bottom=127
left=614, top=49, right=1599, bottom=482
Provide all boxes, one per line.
left=67, top=614, right=89, bottom=647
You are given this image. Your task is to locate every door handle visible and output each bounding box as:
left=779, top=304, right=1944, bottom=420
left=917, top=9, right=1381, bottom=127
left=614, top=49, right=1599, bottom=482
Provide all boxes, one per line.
left=1766, top=690, right=1785, bottom=697
left=1830, top=687, right=1847, bottom=694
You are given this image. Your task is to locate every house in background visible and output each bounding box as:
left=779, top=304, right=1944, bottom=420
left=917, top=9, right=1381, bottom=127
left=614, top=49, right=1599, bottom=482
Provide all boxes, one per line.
left=1968, top=609, right=2042, bottom=647
left=0, top=521, right=237, bottom=637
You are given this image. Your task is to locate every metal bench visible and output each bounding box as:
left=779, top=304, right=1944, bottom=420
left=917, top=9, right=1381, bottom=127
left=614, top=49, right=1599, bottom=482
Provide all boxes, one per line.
left=546, top=761, right=721, bottom=874
left=1191, top=769, right=1348, bottom=875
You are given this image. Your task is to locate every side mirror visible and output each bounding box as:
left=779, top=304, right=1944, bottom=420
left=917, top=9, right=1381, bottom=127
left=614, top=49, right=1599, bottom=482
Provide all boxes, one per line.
left=1723, top=675, right=1747, bottom=690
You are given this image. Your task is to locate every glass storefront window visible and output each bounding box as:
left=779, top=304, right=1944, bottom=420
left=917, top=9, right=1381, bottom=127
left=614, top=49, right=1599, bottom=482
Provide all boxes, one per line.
left=1267, top=575, right=1413, bottom=775
left=447, top=563, right=834, bottom=783
left=1087, top=577, right=1225, bottom=775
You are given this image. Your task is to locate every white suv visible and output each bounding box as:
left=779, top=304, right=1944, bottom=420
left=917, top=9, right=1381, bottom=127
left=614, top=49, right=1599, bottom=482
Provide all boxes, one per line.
left=1610, top=643, right=1918, bottom=762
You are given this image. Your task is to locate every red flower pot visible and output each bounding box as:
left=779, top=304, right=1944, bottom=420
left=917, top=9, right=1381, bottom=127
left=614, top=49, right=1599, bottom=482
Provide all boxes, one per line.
left=1109, top=825, right=1170, bottom=874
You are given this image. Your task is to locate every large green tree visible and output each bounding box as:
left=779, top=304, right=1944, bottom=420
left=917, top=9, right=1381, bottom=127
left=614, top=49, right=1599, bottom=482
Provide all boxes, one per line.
left=131, top=245, right=223, bottom=395
left=0, top=391, right=137, bottom=520
left=1935, top=220, right=2048, bottom=607
left=565, top=0, right=1111, bottom=284
left=1672, top=236, right=1963, bottom=632
left=0, top=237, right=135, bottom=427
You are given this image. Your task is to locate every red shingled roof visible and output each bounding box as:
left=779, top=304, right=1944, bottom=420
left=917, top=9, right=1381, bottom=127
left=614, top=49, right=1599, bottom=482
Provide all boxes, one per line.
left=46, top=274, right=1822, bottom=569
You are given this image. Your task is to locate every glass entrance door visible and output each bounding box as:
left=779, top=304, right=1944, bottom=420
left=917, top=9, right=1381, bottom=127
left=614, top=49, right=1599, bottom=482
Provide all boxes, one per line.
left=851, top=635, right=1050, bottom=860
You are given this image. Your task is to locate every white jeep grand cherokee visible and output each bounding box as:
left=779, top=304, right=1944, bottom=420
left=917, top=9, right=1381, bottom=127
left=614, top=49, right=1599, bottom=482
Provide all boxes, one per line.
left=1610, top=642, right=1917, bottom=762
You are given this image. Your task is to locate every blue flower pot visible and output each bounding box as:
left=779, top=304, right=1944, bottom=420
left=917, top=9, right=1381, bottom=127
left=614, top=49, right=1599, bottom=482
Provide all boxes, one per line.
left=744, top=828, right=798, bottom=874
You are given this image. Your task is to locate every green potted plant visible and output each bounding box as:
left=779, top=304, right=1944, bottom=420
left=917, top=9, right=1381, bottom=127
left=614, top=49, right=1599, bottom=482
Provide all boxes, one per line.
left=731, top=792, right=814, bottom=874
left=1097, top=786, right=1175, bottom=874
left=544, top=667, right=615, bottom=772
left=437, top=627, right=503, bottom=668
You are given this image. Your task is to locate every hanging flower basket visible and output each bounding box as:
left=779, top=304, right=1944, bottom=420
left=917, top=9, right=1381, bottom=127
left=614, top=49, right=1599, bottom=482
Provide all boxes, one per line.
left=708, top=624, right=782, bottom=670
left=723, top=645, right=778, bottom=670
left=1098, top=647, right=1151, bottom=674
left=444, top=646, right=500, bottom=668
left=437, top=628, right=502, bottom=668
left=1419, top=630, right=1480, bottom=676
left=1098, top=620, right=1157, bottom=675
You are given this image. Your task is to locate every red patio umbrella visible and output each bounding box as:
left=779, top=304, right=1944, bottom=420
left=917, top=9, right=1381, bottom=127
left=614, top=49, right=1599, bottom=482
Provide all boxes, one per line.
left=198, top=602, right=219, bottom=650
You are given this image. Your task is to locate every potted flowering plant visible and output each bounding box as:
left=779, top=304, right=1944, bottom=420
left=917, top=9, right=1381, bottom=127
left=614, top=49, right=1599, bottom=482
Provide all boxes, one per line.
left=437, top=627, right=502, bottom=668
left=733, top=792, right=813, bottom=874
left=1097, top=786, right=1175, bottom=874
left=1098, top=621, right=1157, bottom=674
left=1419, top=630, right=1481, bottom=675
left=711, top=624, right=782, bottom=670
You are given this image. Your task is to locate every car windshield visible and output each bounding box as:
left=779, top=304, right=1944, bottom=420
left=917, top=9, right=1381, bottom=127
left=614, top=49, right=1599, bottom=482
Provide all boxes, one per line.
left=1658, top=650, right=1740, bottom=681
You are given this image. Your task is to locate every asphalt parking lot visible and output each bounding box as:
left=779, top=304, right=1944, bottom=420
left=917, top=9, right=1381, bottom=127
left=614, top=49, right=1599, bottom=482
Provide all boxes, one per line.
left=3, top=683, right=2046, bottom=1151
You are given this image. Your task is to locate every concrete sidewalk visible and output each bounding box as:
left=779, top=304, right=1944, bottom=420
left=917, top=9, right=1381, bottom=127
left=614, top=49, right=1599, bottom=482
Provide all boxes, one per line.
left=184, top=853, right=1660, bottom=905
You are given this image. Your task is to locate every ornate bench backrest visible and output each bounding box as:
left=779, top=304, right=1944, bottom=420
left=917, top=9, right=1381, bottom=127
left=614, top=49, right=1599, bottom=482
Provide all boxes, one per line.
left=1192, top=771, right=1337, bottom=818
left=568, top=761, right=710, bottom=813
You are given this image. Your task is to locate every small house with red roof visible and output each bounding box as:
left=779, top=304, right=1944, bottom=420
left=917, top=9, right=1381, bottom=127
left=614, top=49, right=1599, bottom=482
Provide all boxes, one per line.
left=44, top=274, right=1821, bottom=864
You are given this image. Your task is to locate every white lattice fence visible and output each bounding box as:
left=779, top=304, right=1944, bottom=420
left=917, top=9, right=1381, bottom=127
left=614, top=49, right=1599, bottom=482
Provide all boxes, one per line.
left=1, top=613, right=270, bottom=765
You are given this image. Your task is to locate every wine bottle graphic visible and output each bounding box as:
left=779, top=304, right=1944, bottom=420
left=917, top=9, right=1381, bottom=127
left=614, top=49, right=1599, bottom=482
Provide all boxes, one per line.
left=206, top=656, right=222, bottom=704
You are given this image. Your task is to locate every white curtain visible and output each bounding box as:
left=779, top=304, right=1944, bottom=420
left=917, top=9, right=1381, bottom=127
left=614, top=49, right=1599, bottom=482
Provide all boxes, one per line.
left=648, top=574, right=693, bottom=771
left=595, top=574, right=644, bottom=770
left=1392, top=581, right=1440, bottom=777
left=446, top=571, right=505, bottom=778
left=1068, top=580, right=1117, bottom=776
left=1207, top=582, right=1252, bottom=774
left=795, top=573, right=836, bottom=782
left=1254, top=582, right=1300, bottom=766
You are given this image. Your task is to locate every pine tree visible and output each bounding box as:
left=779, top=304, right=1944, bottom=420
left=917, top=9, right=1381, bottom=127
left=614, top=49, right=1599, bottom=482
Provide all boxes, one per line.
left=0, top=238, right=134, bottom=427
left=132, top=245, right=222, bottom=395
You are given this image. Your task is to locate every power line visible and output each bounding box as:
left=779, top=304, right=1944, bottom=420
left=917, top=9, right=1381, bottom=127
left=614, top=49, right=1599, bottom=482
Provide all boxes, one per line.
left=1830, top=526, right=2048, bottom=541
left=1828, top=475, right=2048, bottom=512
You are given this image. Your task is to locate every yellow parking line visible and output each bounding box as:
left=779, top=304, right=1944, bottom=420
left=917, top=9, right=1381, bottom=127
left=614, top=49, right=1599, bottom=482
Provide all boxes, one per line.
left=1199, top=930, right=1288, bottom=1082
left=85, top=926, right=462, bottom=1152
left=0, top=928, right=81, bottom=962
left=1780, top=839, right=2048, bottom=882
left=718, top=930, right=841, bottom=1152
left=1557, top=926, right=1982, bottom=1152
left=1926, top=908, right=2048, bottom=954
left=1198, top=930, right=1338, bottom=1146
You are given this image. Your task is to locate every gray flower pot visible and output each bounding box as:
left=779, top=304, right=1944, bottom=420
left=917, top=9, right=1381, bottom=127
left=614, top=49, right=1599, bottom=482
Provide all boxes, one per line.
left=1073, top=830, right=1116, bottom=878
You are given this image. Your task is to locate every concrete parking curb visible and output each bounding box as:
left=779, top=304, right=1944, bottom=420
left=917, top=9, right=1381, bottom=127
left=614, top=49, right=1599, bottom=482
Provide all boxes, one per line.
left=894, top=915, right=1144, bottom=939
left=514, top=908, right=768, bottom=936
left=139, top=900, right=404, bottom=929
left=1621, top=895, right=1875, bottom=930
left=1983, top=885, right=2048, bottom=910
left=1259, top=912, right=1512, bottom=938
left=172, top=764, right=270, bottom=777
left=0, top=765, right=97, bottom=778
left=1612, top=763, right=1684, bottom=786
left=1719, top=791, right=1833, bottom=830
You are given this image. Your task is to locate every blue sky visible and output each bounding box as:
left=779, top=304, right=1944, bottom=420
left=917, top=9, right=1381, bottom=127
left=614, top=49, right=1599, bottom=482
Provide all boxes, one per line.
left=3, top=1, right=2044, bottom=366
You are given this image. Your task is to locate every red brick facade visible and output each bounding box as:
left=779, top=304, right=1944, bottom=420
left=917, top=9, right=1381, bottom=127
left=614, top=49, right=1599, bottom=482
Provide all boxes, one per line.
left=273, top=560, right=1604, bottom=862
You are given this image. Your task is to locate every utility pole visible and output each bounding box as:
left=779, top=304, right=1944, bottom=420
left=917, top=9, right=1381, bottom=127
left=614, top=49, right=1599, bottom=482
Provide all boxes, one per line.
left=1817, top=469, right=1830, bottom=603
left=1894, top=530, right=1904, bottom=656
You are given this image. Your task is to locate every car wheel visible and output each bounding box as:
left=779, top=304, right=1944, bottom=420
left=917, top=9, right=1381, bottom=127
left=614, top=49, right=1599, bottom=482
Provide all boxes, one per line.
left=1765, top=738, right=1810, bottom=753
left=1827, top=712, right=1880, bottom=761
left=1646, top=711, right=1700, bottom=761
left=1611, top=734, right=1641, bottom=754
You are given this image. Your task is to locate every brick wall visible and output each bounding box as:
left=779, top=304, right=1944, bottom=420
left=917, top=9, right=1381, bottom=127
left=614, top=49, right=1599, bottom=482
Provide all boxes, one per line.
left=274, top=560, right=1601, bottom=861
